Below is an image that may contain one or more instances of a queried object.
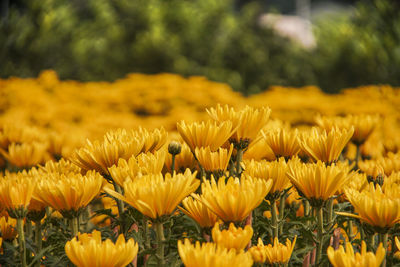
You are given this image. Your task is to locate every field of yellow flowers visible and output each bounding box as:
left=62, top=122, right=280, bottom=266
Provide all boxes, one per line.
left=0, top=70, right=400, bottom=266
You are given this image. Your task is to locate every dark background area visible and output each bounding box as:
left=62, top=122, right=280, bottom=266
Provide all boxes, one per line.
left=1, top=0, right=399, bottom=94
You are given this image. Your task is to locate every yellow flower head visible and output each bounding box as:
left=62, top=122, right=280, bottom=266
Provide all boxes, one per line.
left=0, top=172, right=35, bottom=218
left=177, top=120, right=234, bottom=152
left=195, top=176, right=272, bottom=223
left=39, top=158, right=81, bottom=175
left=359, top=153, right=400, bottom=176
left=395, top=237, right=400, bottom=260
left=65, top=230, right=138, bottom=267
left=207, top=104, right=271, bottom=144
left=179, top=196, right=219, bottom=228
left=243, top=138, right=276, bottom=161
left=195, top=145, right=233, bottom=174
left=262, top=128, right=301, bottom=159
left=286, top=160, right=353, bottom=205
left=244, top=158, right=291, bottom=199
left=338, top=184, right=400, bottom=230
left=211, top=222, right=253, bottom=252
left=327, top=241, right=385, bottom=267
left=337, top=172, right=368, bottom=202
left=249, top=236, right=297, bottom=264
left=316, top=114, right=379, bottom=146
left=299, top=127, right=354, bottom=164
left=165, top=143, right=197, bottom=173
left=0, top=125, right=43, bottom=150
left=134, top=126, right=168, bottom=153
left=1, top=142, right=48, bottom=168
left=0, top=216, right=17, bottom=240
left=73, top=129, right=145, bottom=176
left=105, top=169, right=199, bottom=219
left=108, top=150, right=166, bottom=187
left=34, top=171, right=103, bottom=218
left=178, top=239, right=253, bottom=267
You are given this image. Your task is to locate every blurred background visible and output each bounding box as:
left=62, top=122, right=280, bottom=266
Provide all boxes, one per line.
left=0, top=0, right=399, bottom=95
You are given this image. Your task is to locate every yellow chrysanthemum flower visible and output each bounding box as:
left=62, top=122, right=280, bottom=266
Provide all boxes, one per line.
left=179, top=196, right=219, bottom=228
left=286, top=161, right=353, bottom=206
left=195, top=176, right=272, bottom=223
left=178, top=239, right=253, bottom=267
left=176, top=120, right=234, bottom=152
left=359, top=153, right=400, bottom=176
left=207, top=104, right=271, bottom=144
left=0, top=173, right=35, bottom=218
left=211, top=222, right=253, bottom=252
left=337, top=184, right=400, bottom=230
left=243, top=138, right=276, bottom=161
left=0, top=125, right=43, bottom=150
left=299, top=127, right=354, bottom=164
left=33, top=171, right=103, bottom=218
left=327, top=241, right=385, bottom=267
left=0, top=142, right=48, bottom=168
left=72, top=129, right=145, bottom=177
left=0, top=216, right=17, bottom=240
left=39, top=158, right=81, bottom=175
left=249, top=236, right=297, bottom=264
left=105, top=170, right=199, bottom=219
left=262, top=128, right=301, bottom=159
left=134, top=127, right=168, bottom=153
left=65, top=230, right=138, bottom=267
left=108, top=150, right=166, bottom=187
left=244, top=158, right=291, bottom=199
left=337, top=172, right=368, bottom=201
left=195, top=145, right=233, bottom=174
left=316, top=114, right=379, bottom=146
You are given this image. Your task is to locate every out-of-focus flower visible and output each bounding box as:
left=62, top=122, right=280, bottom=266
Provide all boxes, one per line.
left=34, top=171, right=103, bottom=218
left=211, top=222, right=253, bottom=252
left=244, top=158, right=291, bottom=200
left=0, top=173, right=35, bottom=218
left=299, top=127, right=354, bottom=164
left=262, top=128, right=301, bottom=159
left=337, top=172, right=368, bottom=202
left=105, top=170, right=199, bottom=219
left=0, top=216, right=17, bottom=240
left=327, top=241, right=385, bottom=267
left=39, top=158, right=81, bottom=175
left=359, top=153, right=400, bottom=176
left=243, top=138, right=276, bottom=161
left=178, top=239, right=253, bottom=267
left=287, top=161, right=353, bottom=206
left=195, top=176, right=272, bottom=223
left=207, top=104, right=271, bottom=146
left=195, top=145, right=233, bottom=175
left=108, top=150, right=166, bottom=187
left=338, top=183, right=400, bottom=231
left=65, top=230, right=138, bottom=267
left=0, top=142, right=48, bottom=169
left=179, top=196, right=219, bottom=228
left=177, top=120, right=234, bottom=152
left=249, top=236, right=296, bottom=264
left=316, top=114, right=379, bottom=146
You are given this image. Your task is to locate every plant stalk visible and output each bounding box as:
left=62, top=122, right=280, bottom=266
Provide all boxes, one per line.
left=278, top=193, right=286, bottom=235
left=155, top=221, right=166, bottom=267
left=70, top=216, right=79, bottom=237
left=235, top=148, right=243, bottom=177
left=171, top=154, right=176, bottom=174
left=379, top=233, right=388, bottom=267
left=35, top=220, right=42, bottom=267
left=315, top=206, right=324, bottom=267
left=113, top=182, right=126, bottom=234
left=271, top=200, right=279, bottom=241
left=17, top=218, right=27, bottom=267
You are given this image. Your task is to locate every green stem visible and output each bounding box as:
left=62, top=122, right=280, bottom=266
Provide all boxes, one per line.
left=379, top=233, right=388, bottom=267
left=143, top=218, right=150, bottom=250
left=70, top=216, right=79, bottom=237
left=271, top=200, right=279, bottom=241
left=113, top=182, right=126, bottom=235
left=236, top=148, right=243, bottom=177
left=171, top=154, right=176, bottom=174
left=327, top=198, right=334, bottom=226
left=35, top=220, right=42, bottom=267
left=26, top=219, right=32, bottom=239
left=155, top=221, right=166, bottom=267
left=278, top=194, right=286, bottom=235
left=348, top=220, right=354, bottom=243
left=315, top=206, right=324, bottom=267
left=17, top=218, right=27, bottom=267
left=304, top=200, right=310, bottom=227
